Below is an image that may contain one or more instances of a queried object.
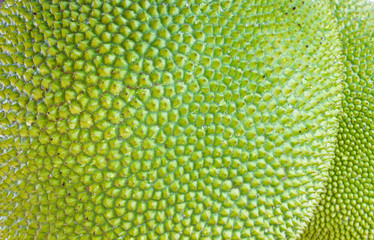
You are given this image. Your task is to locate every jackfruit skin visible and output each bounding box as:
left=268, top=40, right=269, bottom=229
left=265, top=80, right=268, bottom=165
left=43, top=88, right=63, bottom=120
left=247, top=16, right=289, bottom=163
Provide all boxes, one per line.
left=301, top=0, right=374, bottom=239
left=0, top=0, right=343, bottom=239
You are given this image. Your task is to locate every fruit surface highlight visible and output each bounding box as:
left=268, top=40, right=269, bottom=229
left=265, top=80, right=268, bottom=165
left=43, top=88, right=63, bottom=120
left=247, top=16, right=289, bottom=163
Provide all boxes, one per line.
left=0, top=0, right=343, bottom=239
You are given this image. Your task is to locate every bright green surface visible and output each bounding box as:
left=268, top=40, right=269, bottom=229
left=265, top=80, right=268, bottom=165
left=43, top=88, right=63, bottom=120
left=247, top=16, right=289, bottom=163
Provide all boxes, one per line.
left=0, top=0, right=343, bottom=239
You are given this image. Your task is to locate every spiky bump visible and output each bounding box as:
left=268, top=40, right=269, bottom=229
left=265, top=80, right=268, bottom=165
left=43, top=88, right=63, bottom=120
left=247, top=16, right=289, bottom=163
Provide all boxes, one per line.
left=0, top=0, right=342, bottom=239
left=302, top=0, right=374, bottom=239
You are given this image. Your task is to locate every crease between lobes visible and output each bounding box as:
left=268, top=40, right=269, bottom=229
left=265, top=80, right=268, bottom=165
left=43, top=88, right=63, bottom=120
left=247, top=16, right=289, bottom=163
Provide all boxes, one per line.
left=302, top=0, right=374, bottom=239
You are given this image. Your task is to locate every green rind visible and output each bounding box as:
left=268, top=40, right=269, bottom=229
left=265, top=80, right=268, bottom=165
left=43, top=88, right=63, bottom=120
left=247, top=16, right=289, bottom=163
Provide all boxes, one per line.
left=302, top=0, right=374, bottom=239
left=0, top=0, right=343, bottom=239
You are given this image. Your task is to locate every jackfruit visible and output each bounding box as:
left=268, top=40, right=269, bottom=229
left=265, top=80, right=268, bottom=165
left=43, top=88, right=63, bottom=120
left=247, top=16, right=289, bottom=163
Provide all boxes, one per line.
left=0, top=0, right=343, bottom=239
left=302, top=0, right=374, bottom=239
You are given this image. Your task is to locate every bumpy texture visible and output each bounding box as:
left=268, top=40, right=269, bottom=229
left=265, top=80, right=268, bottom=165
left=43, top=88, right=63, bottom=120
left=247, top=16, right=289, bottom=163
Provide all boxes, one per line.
left=302, top=0, right=374, bottom=239
left=0, top=0, right=343, bottom=239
